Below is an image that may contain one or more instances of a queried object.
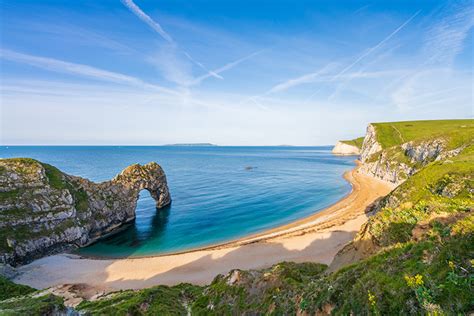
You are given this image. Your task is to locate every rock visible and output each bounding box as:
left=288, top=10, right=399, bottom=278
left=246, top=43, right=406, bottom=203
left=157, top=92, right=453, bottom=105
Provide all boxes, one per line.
left=357, top=124, right=462, bottom=186
left=360, top=124, right=382, bottom=162
left=331, top=141, right=360, bottom=155
left=0, top=158, right=171, bottom=266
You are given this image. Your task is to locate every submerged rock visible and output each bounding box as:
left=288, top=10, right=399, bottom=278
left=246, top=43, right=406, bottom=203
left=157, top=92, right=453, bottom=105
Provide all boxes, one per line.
left=0, top=158, right=171, bottom=266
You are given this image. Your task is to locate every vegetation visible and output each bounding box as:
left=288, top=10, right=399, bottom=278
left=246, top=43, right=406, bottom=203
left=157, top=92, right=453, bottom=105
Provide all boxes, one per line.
left=77, top=283, right=202, bottom=315
left=372, top=119, right=473, bottom=149
left=0, top=276, right=35, bottom=301
left=1, top=120, right=473, bottom=314
left=0, top=277, right=66, bottom=315
left=341, top=136, right=365, bottom=149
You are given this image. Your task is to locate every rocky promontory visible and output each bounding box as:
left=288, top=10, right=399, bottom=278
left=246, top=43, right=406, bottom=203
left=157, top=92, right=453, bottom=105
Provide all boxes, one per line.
left=331, top=141, right=360, bottom=155
left=0, top=158, right=171, bottom=265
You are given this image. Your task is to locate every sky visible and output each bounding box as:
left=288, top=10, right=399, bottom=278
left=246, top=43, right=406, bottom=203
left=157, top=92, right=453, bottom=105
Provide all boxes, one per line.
left=0, top=0, right=473, bottom=145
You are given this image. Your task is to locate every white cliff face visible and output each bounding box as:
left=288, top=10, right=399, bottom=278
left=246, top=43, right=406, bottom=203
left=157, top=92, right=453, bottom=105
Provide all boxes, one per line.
left=332, top=141, right=360, bottom=155
left=357, top=124, right=465, bottom=186
left=360, top=124, right=382, bottom=163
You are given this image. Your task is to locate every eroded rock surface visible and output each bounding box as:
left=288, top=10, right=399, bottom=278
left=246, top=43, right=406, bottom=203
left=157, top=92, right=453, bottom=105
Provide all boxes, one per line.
left=0, top=158, right=171, bottom=265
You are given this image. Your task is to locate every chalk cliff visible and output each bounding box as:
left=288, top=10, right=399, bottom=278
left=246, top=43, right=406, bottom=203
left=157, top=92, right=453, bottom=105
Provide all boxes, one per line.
left=331, top=141, right=360, bottom=155
left=0, top=158, right=171, bottom=265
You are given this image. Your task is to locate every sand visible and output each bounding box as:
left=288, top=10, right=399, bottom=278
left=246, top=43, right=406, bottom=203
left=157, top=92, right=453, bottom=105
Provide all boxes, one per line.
left=13, top=163, right=393, bottom=296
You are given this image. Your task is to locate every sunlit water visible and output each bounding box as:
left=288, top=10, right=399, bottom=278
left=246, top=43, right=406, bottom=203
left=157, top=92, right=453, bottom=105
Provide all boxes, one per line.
left=1, top=146, right=355, bottom=257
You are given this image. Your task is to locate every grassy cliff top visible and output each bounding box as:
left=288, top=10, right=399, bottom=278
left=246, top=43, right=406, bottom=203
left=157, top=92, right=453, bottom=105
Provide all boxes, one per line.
left=340, top=137, right=365, bottom=149
left=372, top=119, right=474, bottom=149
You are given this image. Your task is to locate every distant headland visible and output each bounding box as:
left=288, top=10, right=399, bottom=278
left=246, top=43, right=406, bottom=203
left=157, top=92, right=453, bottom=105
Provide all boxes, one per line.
left=163, top=143, right=218, bottom=147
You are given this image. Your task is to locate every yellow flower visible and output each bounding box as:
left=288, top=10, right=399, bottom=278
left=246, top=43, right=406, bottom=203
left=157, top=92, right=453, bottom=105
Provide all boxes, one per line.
left=448, top=261, right=455, bottom=270
left=367, top=290, right=376, bottom=307
left=414, top=274, right=424, bottom=286
left=470, top=259, right=474, bottom=268
left=405, top=274, right=424, bottom=288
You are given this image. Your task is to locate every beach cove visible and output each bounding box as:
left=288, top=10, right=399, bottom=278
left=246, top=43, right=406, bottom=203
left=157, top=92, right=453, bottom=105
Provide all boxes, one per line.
left=13, top=164, right=393, bottom=299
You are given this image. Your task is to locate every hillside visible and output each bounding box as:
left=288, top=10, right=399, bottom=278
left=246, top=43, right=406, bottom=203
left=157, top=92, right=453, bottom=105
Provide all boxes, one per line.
left=1, top=119, right=473, bottom=315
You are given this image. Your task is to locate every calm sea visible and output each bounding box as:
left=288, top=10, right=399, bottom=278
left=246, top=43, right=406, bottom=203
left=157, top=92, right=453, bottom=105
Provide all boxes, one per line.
left=0, top=146, right=355, bottom=257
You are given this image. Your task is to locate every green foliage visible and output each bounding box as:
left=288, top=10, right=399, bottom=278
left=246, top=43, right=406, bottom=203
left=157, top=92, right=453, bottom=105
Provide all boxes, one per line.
left=77, top=283, right=201, bottom=315
left=0, top=277, right=66, bottom=316
left=41, top=163, right=65, bottom=190
left=372, top=119, right=473, bottom=150
left=0, top=190, right=20, bottom=203
left=0, top=293, right=66, bottom=316
left=0, top=276, right=35, bottom=301
left=341, top=137, right=365, bottom=149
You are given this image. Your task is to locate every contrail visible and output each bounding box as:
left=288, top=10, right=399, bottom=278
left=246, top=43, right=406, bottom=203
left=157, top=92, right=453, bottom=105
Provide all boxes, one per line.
left=121, top=0, right=174, bottom=43
left=331, top=10, right=421, bottom=81
left=191, top=50, right=264, bottom=85
left=304, top=10, right=421, bottom=103
left=0, top=48, right=179, bottom=95
left=121, top=0, right=222, bottom=81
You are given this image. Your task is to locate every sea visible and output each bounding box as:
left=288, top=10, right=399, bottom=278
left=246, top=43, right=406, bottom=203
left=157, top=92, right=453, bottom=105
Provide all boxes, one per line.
left=0, top=146, right=356, bottom=258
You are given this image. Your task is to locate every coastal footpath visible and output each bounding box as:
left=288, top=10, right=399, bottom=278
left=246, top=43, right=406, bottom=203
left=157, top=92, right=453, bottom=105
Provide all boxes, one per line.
left=0, top=160, right=171, bottom=265
left=1, top=119, right=473, bottom=315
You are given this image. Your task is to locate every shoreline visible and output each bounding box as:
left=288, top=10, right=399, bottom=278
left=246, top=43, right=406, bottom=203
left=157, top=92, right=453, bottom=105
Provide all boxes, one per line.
left=77, top=165, right=357, bottom=261
left=13, top=163, right=394, bottom=299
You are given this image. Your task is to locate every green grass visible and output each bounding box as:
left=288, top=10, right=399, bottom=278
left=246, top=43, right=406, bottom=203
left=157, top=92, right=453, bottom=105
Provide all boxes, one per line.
left=40, top=163, right=66, bottom=190
left=0, top=277, right=35, bottom=301
left=0, top=190, right=20, bottom=203
left=77, top=283, right=202, bottom=315
left=0, top=293, right=66, bottom=316
left=372, top=119, right=474, bottom=149
left=341, top=137, right=365, bottom=149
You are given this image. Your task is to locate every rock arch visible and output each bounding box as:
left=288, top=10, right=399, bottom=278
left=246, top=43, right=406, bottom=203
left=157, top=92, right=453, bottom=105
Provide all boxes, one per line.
left=0, top=159, right=171, bottom=265
left=112, top=162, right=172, bottom=209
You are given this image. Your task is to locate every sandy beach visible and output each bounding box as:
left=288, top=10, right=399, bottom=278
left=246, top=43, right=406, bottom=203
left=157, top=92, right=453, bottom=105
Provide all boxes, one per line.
left=13, top=163, right=393, bottom=297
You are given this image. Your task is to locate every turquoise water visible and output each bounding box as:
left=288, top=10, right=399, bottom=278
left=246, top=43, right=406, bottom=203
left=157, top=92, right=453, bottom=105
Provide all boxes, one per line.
left=0, top=146, right=355, bottom=258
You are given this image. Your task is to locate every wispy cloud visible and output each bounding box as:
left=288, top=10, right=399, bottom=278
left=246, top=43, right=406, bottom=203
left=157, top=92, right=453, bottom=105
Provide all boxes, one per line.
left=422, top=2, right=474, bottom=65
left=248, top=10, right=420, bottom=107
left=264, top=63, right=336, bottom=95
left=329, top=10, right=421, bottom=83
left=0, top=48, right=178, bottom=95
left=121, top=0, right=174, bottom=43
left=121, top=0, right=222, bottom=81
left=391, top=2, right=474, bottom=111
left=190, top=50, right=263, bottom=86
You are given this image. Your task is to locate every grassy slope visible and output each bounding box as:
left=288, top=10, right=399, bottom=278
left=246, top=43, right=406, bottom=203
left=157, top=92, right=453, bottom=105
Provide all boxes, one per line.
left=341, top=137, right=365, bottom=149
left=0, top=276, right=66, bottom=315
left=372, top=119, right=474, bottom=149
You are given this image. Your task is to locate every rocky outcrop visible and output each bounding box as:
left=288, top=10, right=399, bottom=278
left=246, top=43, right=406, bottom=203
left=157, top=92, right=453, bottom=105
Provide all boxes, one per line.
left=359, top=124, right=382, bottom=162
left=357, top=124, right=464, bottom=186
left=0, top=158, right=171, bottom=266
left=331, top=141, right=360, bottom=155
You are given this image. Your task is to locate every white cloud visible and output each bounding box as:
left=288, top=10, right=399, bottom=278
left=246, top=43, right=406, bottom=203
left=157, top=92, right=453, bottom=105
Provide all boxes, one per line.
left=0, top=49, right=178, bottom=95
left=422, top=3, right=474, bottom=66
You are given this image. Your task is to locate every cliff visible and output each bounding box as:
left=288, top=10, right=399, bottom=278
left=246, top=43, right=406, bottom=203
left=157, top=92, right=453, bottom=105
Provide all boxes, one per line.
left=0, top=159, right=171, bottom=266
left=330, top=119, right=474, bottom=270
left=331, top=141, right=360, bottom=155
left=358, top=120, right=473, bottom=185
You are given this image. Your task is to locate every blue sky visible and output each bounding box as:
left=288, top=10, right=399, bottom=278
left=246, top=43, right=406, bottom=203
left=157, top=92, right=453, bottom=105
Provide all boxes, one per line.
left=1, top=0, right=473, bottom=145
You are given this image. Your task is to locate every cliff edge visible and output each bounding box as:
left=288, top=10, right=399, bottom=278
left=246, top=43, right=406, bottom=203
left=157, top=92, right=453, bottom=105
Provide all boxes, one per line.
left=0, top=159, right=171, bottom=265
